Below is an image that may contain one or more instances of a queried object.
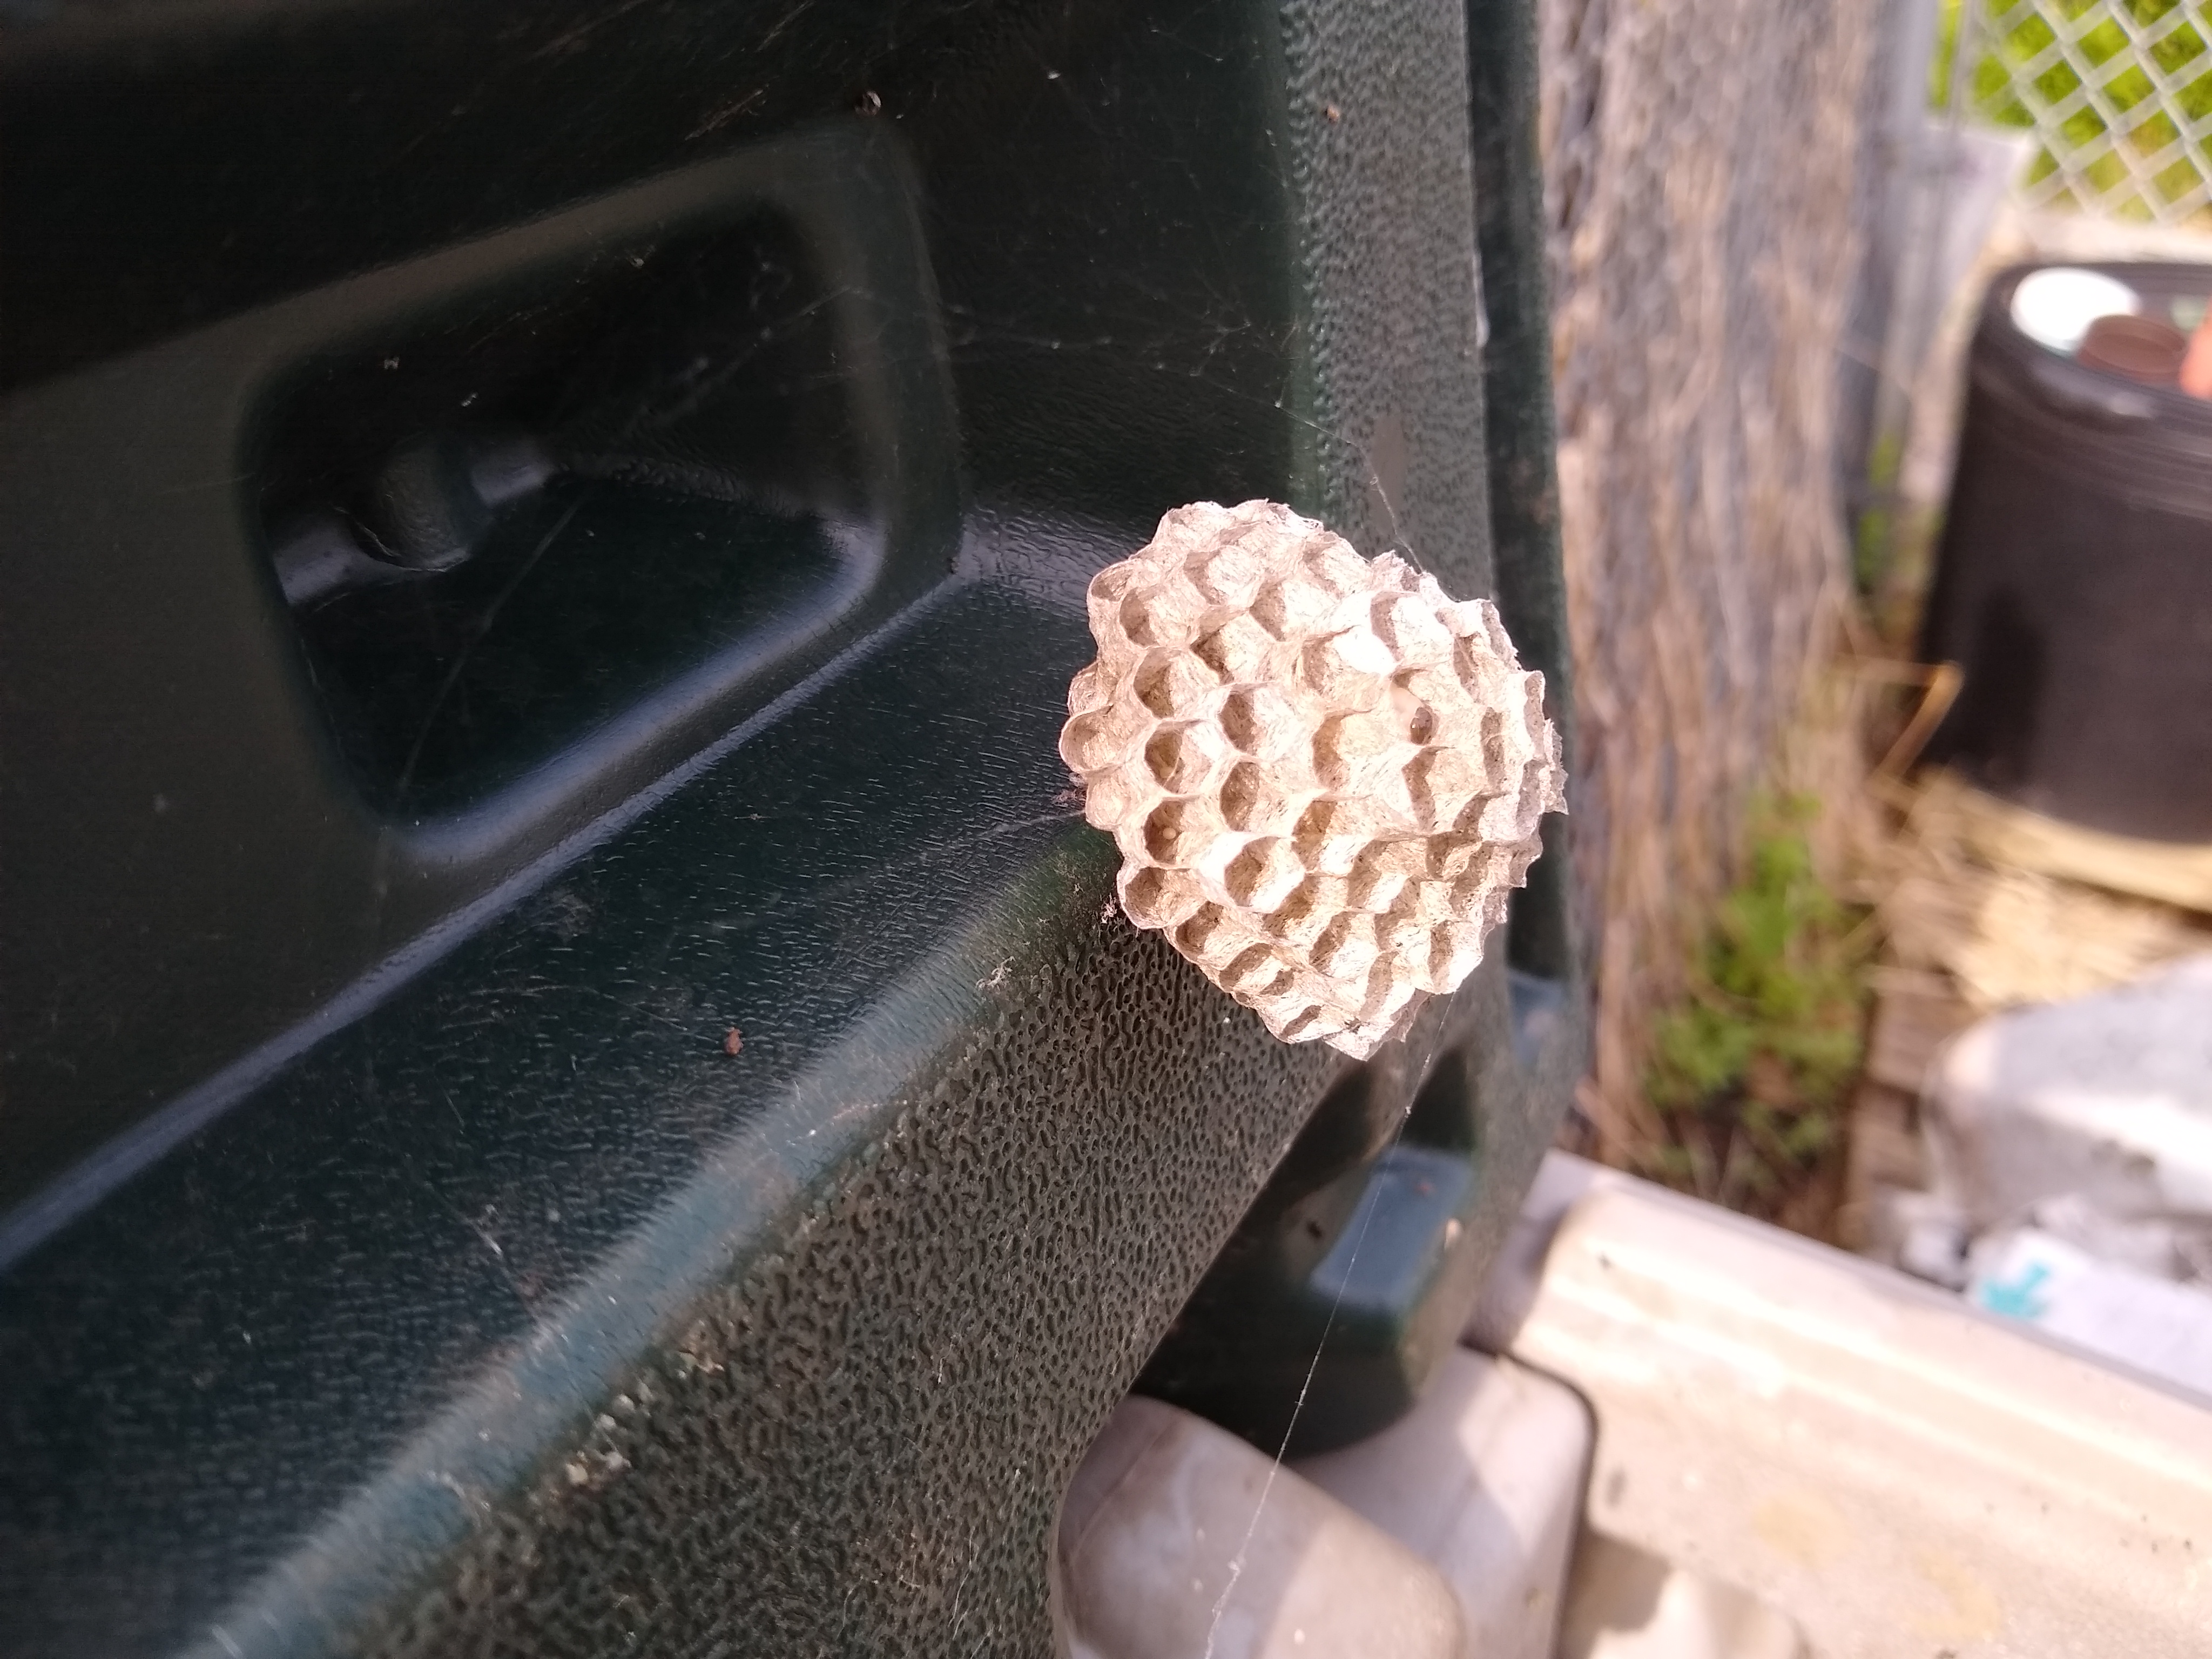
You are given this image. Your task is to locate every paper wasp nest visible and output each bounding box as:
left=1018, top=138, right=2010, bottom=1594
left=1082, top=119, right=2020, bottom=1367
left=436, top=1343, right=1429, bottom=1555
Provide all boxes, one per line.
left=1061, top=500, right=1566, bottom=1059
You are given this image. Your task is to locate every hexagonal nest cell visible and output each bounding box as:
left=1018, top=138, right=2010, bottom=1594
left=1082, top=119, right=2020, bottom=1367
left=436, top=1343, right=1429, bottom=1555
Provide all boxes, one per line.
left=1060, top=499, right=1566, bottom=1059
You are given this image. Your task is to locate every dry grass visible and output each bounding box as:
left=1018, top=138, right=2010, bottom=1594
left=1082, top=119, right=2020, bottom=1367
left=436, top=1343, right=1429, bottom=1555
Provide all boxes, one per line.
left=1577, top=630, right=2212, bottom=1230
left=1538, top=0, right=1885, bottom=1166
left=1870, top=771, right=2212, bottom=1010
left=1565, top=596, right=1884, bottom=1171
left=1572, top=619, right=1896, bottom=1227
left=1534, top=0, right=2211, bottom=1224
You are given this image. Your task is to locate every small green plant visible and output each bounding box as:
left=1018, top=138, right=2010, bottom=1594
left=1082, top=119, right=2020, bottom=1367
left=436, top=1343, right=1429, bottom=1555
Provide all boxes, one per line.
left=1853, top=429, right=1904, bottom=596
left=1641, top=796, right=1871, bottom=1217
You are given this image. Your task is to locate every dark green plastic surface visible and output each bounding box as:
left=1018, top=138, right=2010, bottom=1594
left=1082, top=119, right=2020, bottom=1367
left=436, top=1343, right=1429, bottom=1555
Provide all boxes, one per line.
left=0, top=0, right=1576, bottom=1652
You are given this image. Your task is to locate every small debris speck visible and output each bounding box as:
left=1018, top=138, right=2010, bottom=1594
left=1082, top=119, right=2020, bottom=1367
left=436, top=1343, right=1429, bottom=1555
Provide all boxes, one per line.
left=1324, top=104, right=1341, bottom=123
left=855, top=89, right=882, bottom=116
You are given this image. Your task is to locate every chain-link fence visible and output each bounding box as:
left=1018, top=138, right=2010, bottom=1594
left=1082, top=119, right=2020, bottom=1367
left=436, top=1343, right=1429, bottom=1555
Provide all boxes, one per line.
left=1965, top=0, right=2212, bottom=224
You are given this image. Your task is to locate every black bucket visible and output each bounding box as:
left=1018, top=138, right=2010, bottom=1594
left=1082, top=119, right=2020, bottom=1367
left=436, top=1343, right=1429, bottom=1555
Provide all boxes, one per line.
left=1924, top=260, right=2212, bottom=842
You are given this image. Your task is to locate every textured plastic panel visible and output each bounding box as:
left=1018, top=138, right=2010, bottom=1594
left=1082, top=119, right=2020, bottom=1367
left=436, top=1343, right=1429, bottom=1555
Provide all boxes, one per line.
left=0, top=0, right=1574, bottom=1654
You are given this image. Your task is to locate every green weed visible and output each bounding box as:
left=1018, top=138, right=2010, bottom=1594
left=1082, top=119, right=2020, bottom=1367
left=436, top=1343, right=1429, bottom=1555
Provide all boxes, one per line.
left=1640, top=797, right=1871, bottom=1217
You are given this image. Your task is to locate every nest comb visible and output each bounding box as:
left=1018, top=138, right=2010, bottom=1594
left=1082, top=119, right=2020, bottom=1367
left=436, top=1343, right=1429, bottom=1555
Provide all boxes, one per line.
left=1060, top=500, right=1566, bottom=1059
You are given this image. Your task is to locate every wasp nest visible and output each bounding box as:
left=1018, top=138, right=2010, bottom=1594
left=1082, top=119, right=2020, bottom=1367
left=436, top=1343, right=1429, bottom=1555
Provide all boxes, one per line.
left=1061, top=500, right=1566, bottom=1059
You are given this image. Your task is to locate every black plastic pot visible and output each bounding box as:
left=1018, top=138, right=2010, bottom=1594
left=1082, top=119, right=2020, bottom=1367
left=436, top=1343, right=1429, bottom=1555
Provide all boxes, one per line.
left=1924, top=261, right=2212, bottom=842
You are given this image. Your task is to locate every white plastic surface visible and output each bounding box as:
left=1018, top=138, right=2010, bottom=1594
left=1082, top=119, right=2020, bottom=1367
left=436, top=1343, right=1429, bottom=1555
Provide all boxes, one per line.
left=2008, top=265, right=2139, bottom=352
left=1930, top=952, right=2212, bottom=1230
left=1970, top=1225, right=2212, bottom=1400
left=1557, top=1536, right=1803, bottom=1659
left=1294, top=1350, right=1589, bottom=1659
left=1474, top=1154, right=2212, bottom=1659
left=1057, top=1395, right=1465, bottom=1659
